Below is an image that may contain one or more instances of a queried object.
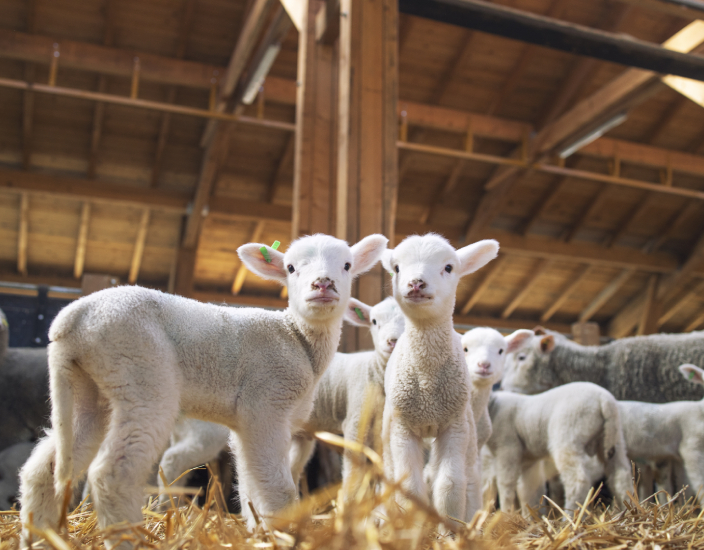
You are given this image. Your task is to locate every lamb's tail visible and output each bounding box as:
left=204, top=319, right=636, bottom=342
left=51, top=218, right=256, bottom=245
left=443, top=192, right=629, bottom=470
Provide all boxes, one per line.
left=599, top=394, right=632, bottom=505
left=48, top=299, right=88, bottom=342
left=49, top=342, right=75, bottom=497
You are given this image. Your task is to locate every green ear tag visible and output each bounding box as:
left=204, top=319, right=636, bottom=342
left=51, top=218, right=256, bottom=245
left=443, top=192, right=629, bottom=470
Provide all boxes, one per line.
left=689, top=371, right=695, bottom=380
left=354, top=307, right=365, bottom=320
left=260, top=246, right=272, bottom=263
left=271, top=240, right=281, bottom=250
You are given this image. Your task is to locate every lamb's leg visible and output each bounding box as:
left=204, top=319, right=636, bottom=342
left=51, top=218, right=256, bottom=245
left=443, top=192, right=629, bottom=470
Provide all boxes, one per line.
left=230, top=423, right=298, bottom=531
left=19, top=372, right=106, bottom=543
left=289, top=434, right=315, bottom=490
left=604, top=447, right=633, bottom=508
left=88, top=398, right=177, bottom=550
left=495, top=448, right=522, bottom=513
left=429, top=418, right=469, bottom=530
left=517, top=460, right=547, bottom=515
left=158, top=421, right=229, bottom=507
left=680, top=446, right=704, bottom=506
left=653, top=460, right=673, bottom=504
left=389, top=420, right=427, bottom=508
left=464, top=428, right=481, bottom=523
left=552, top=449, right=592, bottom=512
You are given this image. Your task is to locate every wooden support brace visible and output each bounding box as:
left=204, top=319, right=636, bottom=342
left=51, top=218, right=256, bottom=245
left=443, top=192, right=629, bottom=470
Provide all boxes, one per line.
left=128, top=209, right=151, bottom=284
left=541, top=264, right=593, bottom=322
left=48, top=43, right=59, bottom=86
left=460, top=255, right=507, bottom=315
left=131, top=57, right=140, bottom=99
left=637, top=274, right=661, bottom=335
left=231, top=220, right=265, bottom=295
left=685, top=309, right=704, bottom=332
left=579, top=268, right=634, bottom=322
left=501, top=258, right=550, bottom=319
left=74, top=202, right=91, bottom=279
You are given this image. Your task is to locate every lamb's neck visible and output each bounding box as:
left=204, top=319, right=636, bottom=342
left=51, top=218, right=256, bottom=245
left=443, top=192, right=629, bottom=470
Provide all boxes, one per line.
left=403, top=316, right=456, bottom=364
left=470, top=382, right=493, bottom=418
left=552, top=339, right=605, bottom=384
left=286, top=309, right=342, bottom=377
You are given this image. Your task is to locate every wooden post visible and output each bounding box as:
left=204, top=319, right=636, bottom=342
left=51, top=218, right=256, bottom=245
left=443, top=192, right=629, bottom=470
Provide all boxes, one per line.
left=293, top=0, right=397, bottom=351
left=571, top=322, right=600, bottom=345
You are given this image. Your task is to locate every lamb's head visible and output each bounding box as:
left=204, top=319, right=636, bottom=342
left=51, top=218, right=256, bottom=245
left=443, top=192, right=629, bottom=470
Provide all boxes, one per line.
left=462, top=327, right=534, bottom=388
left=679, top=363, right=704, bottom=387
left=342, top=297, right=405, bottom=359
left=501, top=327, right=557, bottom=394
left=238, top=233, right=388, bottom=324
left=381, top=234, right=499, bottom=322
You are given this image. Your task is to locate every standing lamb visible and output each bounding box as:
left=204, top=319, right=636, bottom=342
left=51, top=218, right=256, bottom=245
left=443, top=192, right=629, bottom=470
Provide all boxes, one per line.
left=617, top=363, right=704, bottom=504
left=289, top=296, right=405, bottom=494
left=502, top=328, right=704, bottom=402
left=381, top=234, right=499, bottom=529
left=425, top=327, right=534, bottom=515
left=485, top=382, right=633, bottom=513
left=18, top=233, right=387, bottom=545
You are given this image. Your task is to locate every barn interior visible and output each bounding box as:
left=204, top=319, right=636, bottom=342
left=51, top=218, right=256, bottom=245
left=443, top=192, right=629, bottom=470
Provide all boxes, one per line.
left=2, top=0, right=704, bottom=348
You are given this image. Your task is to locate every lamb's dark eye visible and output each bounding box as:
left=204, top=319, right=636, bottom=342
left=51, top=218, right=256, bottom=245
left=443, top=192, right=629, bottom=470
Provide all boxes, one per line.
left=287, top=264, right=295, bottom=274
left=445, top=264, right=453, bottom=273
left=518, top=354, right=526, bottom=361
left=344, top=262, right=351, bottom=271
left=498, top=349, right=504, bottom=355
left=394, top=265, right=399, bottom=273
left=372, top=319, right=377, bottom=325
left=464, top=347, right=468, bottom=352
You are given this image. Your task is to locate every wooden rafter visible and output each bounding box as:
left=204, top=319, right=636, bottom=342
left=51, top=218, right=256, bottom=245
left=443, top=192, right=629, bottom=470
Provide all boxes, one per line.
left=659, top=279, right=704, bottom=327
left=459, top=255, right=507, bottom=315
left=637, top=274, right=661, bottom=335
left=21, top=0, right=37, bottom=172
left=685, top=309, right=704, bottom=332
left=501, top=258, right=551, bottom=319
left=562, top=184, right=607, bottom=243
left=128, top=209, right=151, bottom=284
left=73, top=202, right=91, bottom=279
left=647, top=201, right=698, bottom=252
left=604, top=192, right=650, bottom=248
left=17, top=193, right=29, bottom=276
left=540, top=264, right=593, bottom=322
left=578, top=268, right=635, bottom=322
left=613, top=0, right=704, bottom=21
left=231, top=220, right=265, bottom=295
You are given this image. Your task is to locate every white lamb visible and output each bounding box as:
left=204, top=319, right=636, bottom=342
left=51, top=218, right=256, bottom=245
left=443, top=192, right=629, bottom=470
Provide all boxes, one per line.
left=381, top=234, right=499, bottom=529
left=155, top=296, right=402, bottom=503
left=18, top=233, right=387, bottom=545
left=289, top=296, right=405, bottom=493
left=617, top=363, right=704, bottom=504
left=425, top=327, right=534, bottom=515
left=485, top=382, right=632, bottom=513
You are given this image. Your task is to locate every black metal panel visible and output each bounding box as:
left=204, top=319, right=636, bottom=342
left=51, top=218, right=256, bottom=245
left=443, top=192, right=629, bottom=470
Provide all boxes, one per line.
left=0, top=294, right=72, bottom=347
left=399, top=0, right=704, bottom=82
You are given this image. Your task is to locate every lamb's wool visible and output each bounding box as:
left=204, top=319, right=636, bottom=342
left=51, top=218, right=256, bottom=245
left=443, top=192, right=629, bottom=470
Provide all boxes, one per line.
left=18, top=233, right=387, bottom=547
left=502, top=329, right=704, bottom=402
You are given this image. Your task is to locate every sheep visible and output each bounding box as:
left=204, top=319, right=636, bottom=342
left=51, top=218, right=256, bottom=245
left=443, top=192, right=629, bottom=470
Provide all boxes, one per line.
left=289, top=296, right=405, bottom=494
left=155, top=296, right=400, bottom=504
left=380, top=234, right=499, bottom=529
left=485, top=382, right=632, bottom=514
left=18, top=233, right=388, bottom=545
left=424, top=327, right=533, bottom=516
left=502, top=328, right=704, bottom=402
left=0, top=442, right=35, bottom=511
left=616, top=363, right=704, bottom=504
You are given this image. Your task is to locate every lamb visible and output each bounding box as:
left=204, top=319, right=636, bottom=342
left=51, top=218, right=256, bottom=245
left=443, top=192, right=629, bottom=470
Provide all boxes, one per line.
left=616, top=363, right=704, bottom=504
left=18, top=232, right=387, bottom=545
left=381, top=234, right=499, bottom=529
left=155, top=296, right=401, bottom=503
left=502, top=328, right=704, bottom=402
left=485, top=382, right=632, bottom=513
left=289, top=296, right=405, bottom=493
left=424, top=327, right=533, bottom=515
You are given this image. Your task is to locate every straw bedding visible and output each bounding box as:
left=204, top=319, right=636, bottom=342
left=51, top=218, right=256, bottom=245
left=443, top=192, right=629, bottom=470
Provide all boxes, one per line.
left=3, top=434, right=704, bottom=550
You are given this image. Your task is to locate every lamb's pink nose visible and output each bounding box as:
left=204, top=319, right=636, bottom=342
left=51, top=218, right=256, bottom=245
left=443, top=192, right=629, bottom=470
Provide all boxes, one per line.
left=313, top=279, right=332, bottom=291
left=388, top=338, right=397, bottom=349
left=408, top=279, right=426, bottom=292
left=477, top=361, right=491, bottom=372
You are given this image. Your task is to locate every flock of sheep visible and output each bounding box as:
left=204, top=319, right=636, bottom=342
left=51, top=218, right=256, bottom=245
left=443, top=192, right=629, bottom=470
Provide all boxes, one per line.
left=3, top=232, right=704, bottom=548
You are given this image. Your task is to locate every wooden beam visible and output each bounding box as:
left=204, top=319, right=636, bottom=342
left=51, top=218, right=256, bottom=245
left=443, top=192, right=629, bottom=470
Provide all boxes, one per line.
left=316, top=0, right=340, bottom=45
left=73, top=202, right=91, bottom=279
left=658, top=279, right=704, bottom=327
left=604, top=192, right=650, bottom=248
left=420, top=159, right=465, bottom=224
left=128, top=209, right=151, bottom=284
left=578, top=268, right=634, bottom=322
left=399, top=0, right=704, bottom=80
left=87, top=76, right=108, bottom=179
left=231, top=220, right=265, bottom=295
left=647, top=201, right=698, bottom=252
left=685, top=309, right=704, bottom=332
left=501, top=258, right=551, bottom=319
left=637, top=274, right=661, bottom=335
left=541, top=265, right=593, bottom=322
left=173, top=246, right=197, bottom=297
left=459, top=255, right=507, bottom=315
left=429, top=31, right=477, bottom=106
left=521, top=174, right=570, bottom=236
left=267, top=134, right=295, bottom=203
left=454, top=313, right=572, bottom=334
left=613, top=0, right=704, bottom=21
left=563, top=184, right=607, bottom=243
left=17, top=193, right=29, bottom=276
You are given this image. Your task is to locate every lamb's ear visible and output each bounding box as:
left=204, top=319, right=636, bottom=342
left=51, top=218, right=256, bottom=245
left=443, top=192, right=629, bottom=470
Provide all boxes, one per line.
left=237, top=243, right=287, bottom=283
left=533, top=325, right=547, bottom=336
left=539, top=335, right=555, bottom=354
left=679, top=364, right=704, bottom=386
left=349, top=234, right=389, bottom=277
left=456, top=239, right=499, bottom=277
left=505, top=330, right=535, bottom=354
left=344, top=298, right=372, bottom=327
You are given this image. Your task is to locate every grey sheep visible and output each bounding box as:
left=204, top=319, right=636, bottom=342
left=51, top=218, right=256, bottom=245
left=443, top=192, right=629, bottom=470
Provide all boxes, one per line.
left=502, top=329, right=704, bottom=402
